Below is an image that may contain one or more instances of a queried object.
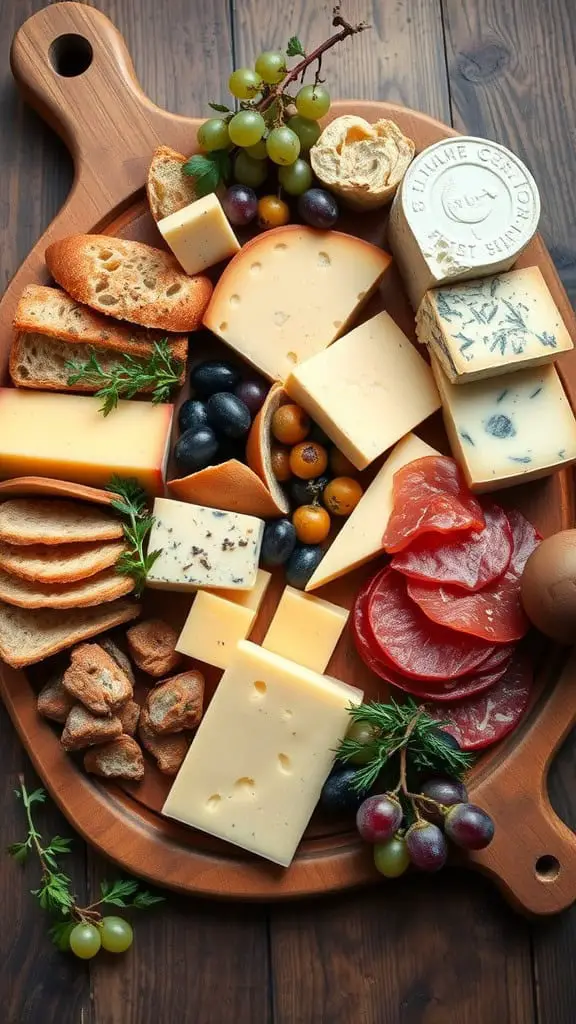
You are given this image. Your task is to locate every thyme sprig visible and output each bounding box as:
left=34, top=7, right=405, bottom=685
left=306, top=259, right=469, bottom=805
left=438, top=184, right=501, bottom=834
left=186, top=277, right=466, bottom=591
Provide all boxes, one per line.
left=107, top=476, right=162, bottom=597
left=66, top=340, right=183, bottom=417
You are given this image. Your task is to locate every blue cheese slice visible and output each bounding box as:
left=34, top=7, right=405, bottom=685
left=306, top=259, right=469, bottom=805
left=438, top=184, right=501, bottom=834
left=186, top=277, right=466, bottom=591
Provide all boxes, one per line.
left=417, top=267, right=573, bottom=383
left=432, top=358, right=576, bottom=491
left=146, top=497, right=264, bottom=591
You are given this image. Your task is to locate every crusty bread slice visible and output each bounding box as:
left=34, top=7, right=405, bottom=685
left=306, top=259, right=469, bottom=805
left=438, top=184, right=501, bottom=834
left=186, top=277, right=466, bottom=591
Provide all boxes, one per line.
left=0, top=598, right=141, bottom=668
left=45, top=234, right=212, bottom=332
left=84, top=735, right=145, bottom=781
left=0, top=499, right=123, bottom=546
left=0, top=539, right=126, bottom=584
left=13, top=285, right=188, bottom=361
left=146, top=145, right=197, bottom=223
left=0, top=567, right=134, bottom=609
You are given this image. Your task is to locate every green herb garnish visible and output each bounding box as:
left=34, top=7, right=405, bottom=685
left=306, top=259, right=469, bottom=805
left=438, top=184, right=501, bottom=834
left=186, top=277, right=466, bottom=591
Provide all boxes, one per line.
left=107, top=476, right=162, bottom=597
left=66, top=339, right=183, bottom=417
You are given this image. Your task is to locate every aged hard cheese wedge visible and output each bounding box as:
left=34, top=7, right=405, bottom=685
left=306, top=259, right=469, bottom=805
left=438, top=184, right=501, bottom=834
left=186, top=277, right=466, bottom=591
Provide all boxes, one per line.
left=158, top=194, right=240, bottom=276
left=146, top=497, right=264, bottom=591
left=203, top=225, right=391, bottom=381
left=176, top=591, right=257, bottom=670
left=306, top=433, right=438, bottom=591
left=389, top=137, right=540, bottom=310
left=417, top=267, right=574, bottom=383
left=286, top=312, right=440, bottom=470
left=263, top=587, right=349, bottom=673
left=162, top=641, right=363, bottom=866
left=432, top=357, right=576, bottom=491
left=0, top=390, right=172, bottom=495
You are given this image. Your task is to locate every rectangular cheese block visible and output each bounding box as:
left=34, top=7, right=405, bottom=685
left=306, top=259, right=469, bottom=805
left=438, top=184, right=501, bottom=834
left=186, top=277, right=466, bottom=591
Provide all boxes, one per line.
left=0, top=389, right=172, bottom=495
left=262, top=587, right=349, bottom=673
left=158, top=194, right=240, bottom=276
left=146, top=497, right=264, bottom=591
left=432, top=358, right=576, bottom=491
left=417, top=267, right=574, bottom=384
left=285, top=312, right=441, bottom=470
left=176, top=591, right=256, bottom=670
left=306, top=433, right=438, bottom=591
left=210, top=568, right=271, bottom=610
left=162, top=641, right=363, bottom=866
left=203, top=226, right=391, bottom=381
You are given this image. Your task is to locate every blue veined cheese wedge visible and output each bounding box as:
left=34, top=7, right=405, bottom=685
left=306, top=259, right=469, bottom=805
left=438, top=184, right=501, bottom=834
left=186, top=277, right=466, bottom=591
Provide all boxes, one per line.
left=431, top=358, right=576, bottom=491
left=416, top=267, right=573, bottom=383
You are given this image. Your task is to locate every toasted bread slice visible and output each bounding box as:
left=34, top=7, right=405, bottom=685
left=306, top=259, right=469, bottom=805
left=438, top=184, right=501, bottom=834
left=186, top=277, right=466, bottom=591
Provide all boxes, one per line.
left=126, top=619, right=182, bottom=678
left=143, top=670, right=204, bottom=734
left=63, top=642, right=134, bottom=714
left=0, top=598, right=141, bottom=668
left=0, top=539, right=126, bottom=584
left=84, top=735, right=145, bottom=781
left=139, top=708, right=189, bottom=775
left=45, top=234, right=212, bottom=333
left=0, top=567, right=133, bottom=610
left=117, top=699, right=140, bottom=737
left=147, top=145, right=197, bottom=223
left=61, top=704, right=123, bottom=751
left=0, top=499, right=123, bottom=546
left=37, top=674, right=75, bottom=723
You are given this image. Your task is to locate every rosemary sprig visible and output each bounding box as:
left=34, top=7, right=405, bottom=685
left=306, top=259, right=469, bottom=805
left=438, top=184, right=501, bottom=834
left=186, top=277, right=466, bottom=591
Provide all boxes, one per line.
left=8, top=778, right=164, bottom=950
left=107, top=476, right=162, bottom=597
left=66, top=339, right=183, bottom=417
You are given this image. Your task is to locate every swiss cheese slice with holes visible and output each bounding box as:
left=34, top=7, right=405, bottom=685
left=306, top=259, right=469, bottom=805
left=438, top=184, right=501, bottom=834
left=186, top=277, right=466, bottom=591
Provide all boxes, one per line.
left=202, top=225, right=391, bottom=381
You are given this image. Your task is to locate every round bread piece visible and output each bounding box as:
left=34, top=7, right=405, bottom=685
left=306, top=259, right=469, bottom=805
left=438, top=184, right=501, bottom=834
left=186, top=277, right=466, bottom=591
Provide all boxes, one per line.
left=0, top=499, right=123, bottom=546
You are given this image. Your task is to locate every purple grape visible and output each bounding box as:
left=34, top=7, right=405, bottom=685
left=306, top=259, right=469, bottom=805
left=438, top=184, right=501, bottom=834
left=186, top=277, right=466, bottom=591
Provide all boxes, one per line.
left=356, top=795, right=403, bottom=844
left=444, top=803, right=495, bottom=851
left=234, top=379, right=269, bottom=415
left=406, top=822, right=448, bottom=872
left=298, top=188, right=339, bottom=229
left=418, top=777, right=468, bottom=825
left=222, top=185, right=258, bottom=227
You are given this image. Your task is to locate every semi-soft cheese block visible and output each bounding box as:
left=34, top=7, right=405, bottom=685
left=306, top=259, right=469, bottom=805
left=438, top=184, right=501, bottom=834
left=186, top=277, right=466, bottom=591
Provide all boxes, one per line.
left=162, top=641, right=363, bottom=866
left=146, top=498, right=263, bottom=591
left=389, top=137, right=540, bottom=309
left=158, top=194, right=240, bottom=276
left=432, top=358, right=576, bottom=491
left=306, top=433, right=438, bottom=591
left=176, top=591, right=256, bottom=670
left=202, top=225, right=391, bottom=381
left=211, top=568, right=272, bottom=610
left=262, top=587, right=349, bottom=673
left=285, top=312, right=441, bottom=470
left=0, top=389, right=172, bottom=495
left=417, top=267, right=574, bottom=383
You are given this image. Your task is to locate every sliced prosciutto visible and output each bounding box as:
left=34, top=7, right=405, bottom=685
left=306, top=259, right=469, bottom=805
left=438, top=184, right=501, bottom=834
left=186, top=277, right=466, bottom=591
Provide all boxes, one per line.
left=382, top=456, right=485, bottom=554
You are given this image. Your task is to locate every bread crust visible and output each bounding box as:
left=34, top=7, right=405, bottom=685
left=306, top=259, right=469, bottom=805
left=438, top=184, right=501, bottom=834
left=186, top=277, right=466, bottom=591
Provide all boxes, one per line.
left=84, top=735, right=145, bottom=781
left=126, top=618, right=182, bottom=677
left=146, top=145, right=197, bottom=223
left=0, top=567, right=134, bottom=609
left=0, top=539, right=126, bottom=584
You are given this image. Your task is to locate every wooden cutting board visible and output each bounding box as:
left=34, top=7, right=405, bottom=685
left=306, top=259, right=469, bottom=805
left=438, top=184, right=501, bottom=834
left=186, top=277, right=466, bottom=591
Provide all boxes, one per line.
left=1, top=1, right=576, bottom=915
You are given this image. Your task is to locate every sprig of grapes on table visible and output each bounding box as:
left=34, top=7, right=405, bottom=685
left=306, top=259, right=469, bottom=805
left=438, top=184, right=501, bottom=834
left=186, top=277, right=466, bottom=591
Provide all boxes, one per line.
left=184, top=7, right=369, bottom=230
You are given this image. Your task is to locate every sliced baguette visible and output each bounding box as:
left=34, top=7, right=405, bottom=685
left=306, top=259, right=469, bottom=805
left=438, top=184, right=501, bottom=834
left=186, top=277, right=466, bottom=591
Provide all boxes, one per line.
left=0, top=598, right=141, bottom=668
left=0, top=500, right=123, bottom=546
left=0, top=539, right=126, bottom=584
left=147, top=145, right=197, bottom=223
left=45, top=234, right=212, bottom=332
left=0, top=567, right=134, bottom=609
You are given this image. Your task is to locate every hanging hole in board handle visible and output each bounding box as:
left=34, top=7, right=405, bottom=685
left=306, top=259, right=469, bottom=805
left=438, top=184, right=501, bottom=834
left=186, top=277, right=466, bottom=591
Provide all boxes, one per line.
left=535, top=854, right=561, bottom=882
left=49, top=34, right=93, bottom=78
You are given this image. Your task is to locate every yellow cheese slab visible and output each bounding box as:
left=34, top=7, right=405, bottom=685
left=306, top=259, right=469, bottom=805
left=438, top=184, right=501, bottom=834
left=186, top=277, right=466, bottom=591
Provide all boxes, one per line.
left=210, top=568, right=272, bottom=610
left=306, top=433, right=438, bottom=591
left=0, top=389, right=172, bottom=495
left=163, top=641, right=363, bottom=866
left=263, top=586, right=349, bottom=673
left=158, top=194, right=240, bottom=276
left=176, top=591, right=256, bottom=670
left=286, top=311, right=441, bottom=470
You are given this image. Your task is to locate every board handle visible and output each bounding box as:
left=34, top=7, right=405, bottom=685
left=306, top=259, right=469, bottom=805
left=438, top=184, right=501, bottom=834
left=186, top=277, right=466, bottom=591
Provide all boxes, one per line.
left=469, top=649, right=576, bottom=915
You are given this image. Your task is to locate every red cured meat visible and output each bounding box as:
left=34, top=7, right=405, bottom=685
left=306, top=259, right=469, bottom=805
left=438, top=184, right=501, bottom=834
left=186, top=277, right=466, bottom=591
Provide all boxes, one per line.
left=391, top=504, right=513, bottom=592
left=392, top=662, right=511, bottom=702
left=382, top=456, right=485, bottom=554
left=407, top=511, right=540, bottom=643
left=426, top=655, right=532, bottom=750
left=367, top=568, right=494, bottom=680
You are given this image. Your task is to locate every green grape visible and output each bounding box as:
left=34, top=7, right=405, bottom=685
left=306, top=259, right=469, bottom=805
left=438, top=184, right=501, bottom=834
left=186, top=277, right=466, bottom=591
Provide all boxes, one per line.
left=266, top=126, right=301, bottom=166
left=245, top=139, right=268, bottom=160
left=374, top=836, right=411, bottom=879
left=295, top=84, right=331, bottom=120
left=346, top=720, right=380, bottom=766
left=228, top=68, right=262, bottom=100
left=287, top=115, right=322, bottom=151
left=234, top=151, right=269, bottom=188
left=197, top=118, right=230, bottom=152
left=279, top=158, right=313, bottom=196
left=100, top=916, right=134, bottom=954
left=69, top=922, right=102, bottom=960
left=229, top=110, right=266, bottom=148
left=255, top=51, right=286, bottom=85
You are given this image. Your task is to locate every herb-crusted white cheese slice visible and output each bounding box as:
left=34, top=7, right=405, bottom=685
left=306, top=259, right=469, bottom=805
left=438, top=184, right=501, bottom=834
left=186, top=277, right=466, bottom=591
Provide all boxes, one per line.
left=146, top=497, right=264, bottom=591
left=417, top=267, right=573, bottom=383
left=432, top=358, right=576, bottom=491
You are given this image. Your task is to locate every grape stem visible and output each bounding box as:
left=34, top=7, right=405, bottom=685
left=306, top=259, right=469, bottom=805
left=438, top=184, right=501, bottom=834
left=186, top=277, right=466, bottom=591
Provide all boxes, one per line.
left=257, top=5, right=370, bottom=114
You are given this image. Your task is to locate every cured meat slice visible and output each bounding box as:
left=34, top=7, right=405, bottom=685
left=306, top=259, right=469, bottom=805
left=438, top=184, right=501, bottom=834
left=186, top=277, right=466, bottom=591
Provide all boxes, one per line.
left=382, top=456, right=485, bottom=554
left=426, top=655, right=532, bottom=750
left=407, top=511, right=540, bottom=643
left=391, top=504, right=513, bottom=592
left=391, top=662, right=511, bottom=702
left=367, top=568, right=494, bottom=680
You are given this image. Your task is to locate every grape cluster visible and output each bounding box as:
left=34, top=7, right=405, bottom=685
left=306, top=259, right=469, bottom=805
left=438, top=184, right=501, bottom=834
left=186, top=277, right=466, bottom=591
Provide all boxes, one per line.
left=68, top=917, right=133, bottom=959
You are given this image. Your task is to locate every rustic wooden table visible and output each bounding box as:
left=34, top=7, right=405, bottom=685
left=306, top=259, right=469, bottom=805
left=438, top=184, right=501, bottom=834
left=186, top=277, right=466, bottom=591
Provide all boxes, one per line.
left=0, top=1, right=574, bottom=1022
